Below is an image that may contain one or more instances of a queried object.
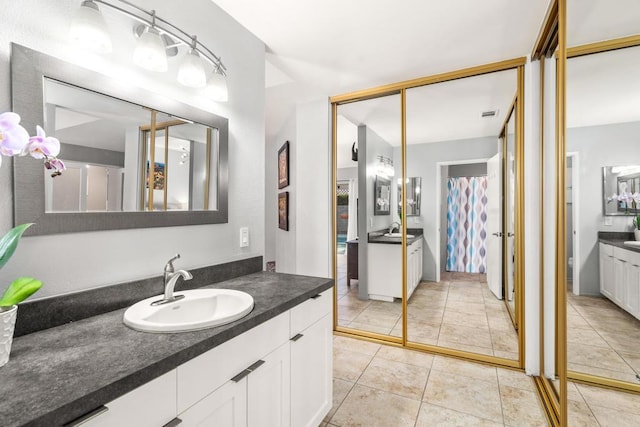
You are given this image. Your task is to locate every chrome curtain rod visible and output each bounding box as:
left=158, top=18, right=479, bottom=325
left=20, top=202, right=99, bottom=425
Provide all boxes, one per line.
left=92, top=0, right=227, bottom=74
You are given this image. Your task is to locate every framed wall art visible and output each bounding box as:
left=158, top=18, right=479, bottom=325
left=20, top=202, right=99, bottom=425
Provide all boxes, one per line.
left=278, top=191, right=289, bottom=231
left=278, top=141, right=290, bottom=189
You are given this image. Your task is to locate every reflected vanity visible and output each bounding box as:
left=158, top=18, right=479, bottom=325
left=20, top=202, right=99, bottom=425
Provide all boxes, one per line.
left=11, top=43, right=228, bottom=235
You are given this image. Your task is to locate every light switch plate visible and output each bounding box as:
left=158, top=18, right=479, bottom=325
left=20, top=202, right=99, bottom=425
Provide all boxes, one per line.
left=240, top=227, right=249, bottom=247
left=604, top=217, right=613, bottom=226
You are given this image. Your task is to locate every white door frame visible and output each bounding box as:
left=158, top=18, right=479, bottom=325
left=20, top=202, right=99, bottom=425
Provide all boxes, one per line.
left=567, top=151, right=580, bottom=295
left=435, top=157, right=490, bottom=283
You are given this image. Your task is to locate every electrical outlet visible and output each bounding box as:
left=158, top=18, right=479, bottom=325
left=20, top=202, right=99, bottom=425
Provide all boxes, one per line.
left=240, top=227, right=249, bottom=247
left=604, top=217, right=613, bottom=226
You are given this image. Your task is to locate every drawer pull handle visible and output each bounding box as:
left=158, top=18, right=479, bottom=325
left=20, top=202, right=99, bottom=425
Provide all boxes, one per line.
left=290, top=333, right=304, bottom=342
left=310, top=293, right=322, bottom=299
left=231, top=359, right=266, bottom=382
left=63, top=405, right=108, bottom=426
left=163, top=418, right=183, bottom=427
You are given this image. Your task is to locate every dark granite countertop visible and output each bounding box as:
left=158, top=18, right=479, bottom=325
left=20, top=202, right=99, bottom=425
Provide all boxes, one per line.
left=0, top=272, right=333, bottom=427
left=598, top=231, right=640, bottom=254
left=368, top=231, right=423, bottom=245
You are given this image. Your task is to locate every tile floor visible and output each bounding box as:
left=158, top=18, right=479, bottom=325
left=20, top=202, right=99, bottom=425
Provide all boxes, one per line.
left=567, top=380, right=640, bottom=426
left=323, top=335, right=547, bottom=426
left=336, top=254, right=518, bottom=360
left=567, top=292, right=640, bottom=384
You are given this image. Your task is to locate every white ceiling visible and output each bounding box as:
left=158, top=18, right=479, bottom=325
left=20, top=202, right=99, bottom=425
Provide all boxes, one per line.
left=212, top=0, right=551, bottom=137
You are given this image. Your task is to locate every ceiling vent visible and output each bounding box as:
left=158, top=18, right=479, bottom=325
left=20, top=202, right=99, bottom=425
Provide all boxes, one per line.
left=481, top=110, right=498, bottom=118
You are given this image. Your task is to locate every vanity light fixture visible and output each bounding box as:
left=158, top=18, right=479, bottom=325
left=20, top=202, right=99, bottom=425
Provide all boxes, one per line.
left=178, top=37, right=207, bottom=88
left=376, top=155, right=394, bottom=178
left=132, top=11, right=167, bottom=72
left=69, top=0, right=112, bottom=53
left=68, top=0, right=228, bottom=100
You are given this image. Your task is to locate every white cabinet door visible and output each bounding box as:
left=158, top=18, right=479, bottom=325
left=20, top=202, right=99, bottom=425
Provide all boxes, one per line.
left=613, top=257, right=626, bottom=306
left=179, top=377, right=247, bottom=427
left=600, top=246, right=615, bottom=299
left=624, top=263, right=640, bottom=319
left=291, top=314, right=332, bottom=427
left=248, top=342, right=291, bottom=427
left=81, top=370, right=177, bottom=427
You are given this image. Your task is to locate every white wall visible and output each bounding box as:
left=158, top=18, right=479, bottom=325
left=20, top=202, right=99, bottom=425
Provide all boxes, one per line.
left=0, top=0, right=266, bottom=299
left=567, top=120, right=640, bottom=295
left=400, top=136, right=498, bottom=281
left=266, top=99, right=330, bottom=277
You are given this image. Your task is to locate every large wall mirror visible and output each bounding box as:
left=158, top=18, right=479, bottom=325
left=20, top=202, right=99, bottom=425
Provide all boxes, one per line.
left=332, top=59, right=525, bottom=369
left=561, top=0, right=640, bottom=422
left=11, top=43, right=228, bottom=235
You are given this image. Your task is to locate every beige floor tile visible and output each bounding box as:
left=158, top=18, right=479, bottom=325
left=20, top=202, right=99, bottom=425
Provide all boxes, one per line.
left=494, top=350, right=519, bottom=360
left=567, top=327, right=611, bottom=348
left=589, top=403, right=640, bottom=427
left=568, top=400, right=599, bottom=427
left=442, top=310, right=489, bottom=328
left=324, top=378, right=354, bottom=422
left=423, top=370, right=503, bottom=423
left=333, top=347, right=374, bottom=382
left=568, top=342, right=634, bottom=373
left=567, top=313, right=594, bottom=330
left=487, top=312, right=515, bottom=332
left=500, top=385, right=547, bottom=426
left=334, top=335, right=381, bottom=356
left=445, top=300, right=488, bottom=315
left=406, top=319, right=442, bottom=342
left=437, top=339, right=495, bottom=357
left=407, top=308, right=446, bottom=323
left=619, top=350, right=640, bottom=372
left=568, top=362, right=638, bottom=383
left=337, top=295, right=371, bottom=310
left=375, top=345, right=434, bottom=368
left=352, top=309, right=400, bottom=329
left=330, top=384, right=421, bottom=427
left=576, top=383, right=640, bottom=416
left=431, top=356, right=498, bottom=383
left=599, top=331, right=640, bottom=354
left=415, top=402, right=503, bottom=427
left=497, top=368, right=535, bottom=392
left=358, top=357, right=429, bottom=400
left=346, top=321, right=393, bottom=335
left=446, top=292, right=485, bottom=304
left=438, top=323, right=493, bottom=349
left=491, top=330, right=519, bottom=353
left=337, top=305, right=367, bottom=322
left=566, top=381, right=585, bottom=402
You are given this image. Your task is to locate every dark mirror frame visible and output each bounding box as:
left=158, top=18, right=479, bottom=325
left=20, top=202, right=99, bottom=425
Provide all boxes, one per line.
left=10, top=43, right=228, bottom=235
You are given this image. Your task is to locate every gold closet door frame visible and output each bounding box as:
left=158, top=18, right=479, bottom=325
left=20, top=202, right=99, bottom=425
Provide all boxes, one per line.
left=331, top=57, right=527, bottom=371
left=562, top=34, right=640, bottom=395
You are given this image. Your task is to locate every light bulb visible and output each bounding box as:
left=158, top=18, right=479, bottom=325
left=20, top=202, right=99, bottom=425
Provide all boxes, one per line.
left=205, top=70, right=228, bottom=102
left=69, top=0, right=112, bottom=53
left=178, top=49, right=207, bottom=88
left=132, top=26, right=167, bottom=72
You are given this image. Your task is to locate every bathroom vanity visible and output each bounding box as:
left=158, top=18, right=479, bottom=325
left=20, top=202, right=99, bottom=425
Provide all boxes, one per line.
left=366, top=232, right=424, bottom=301
left=0, top=271, right=333, bottom=427
left=599, top=238, right=640, bottom=320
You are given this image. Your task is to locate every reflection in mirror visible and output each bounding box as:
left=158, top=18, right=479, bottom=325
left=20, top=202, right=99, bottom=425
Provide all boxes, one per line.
left=405, top=69, right=519, bottom=360
left=398, top=177, right=421, bottom=217
left=335, top=93, right=402, bottom=338
left=602, top=165, right=640, bottom=216
left=43, top=79, right=218, bottom=213
left=565, top=43, right=640, bottom=389
left=505, top=108, right=517, bottom=320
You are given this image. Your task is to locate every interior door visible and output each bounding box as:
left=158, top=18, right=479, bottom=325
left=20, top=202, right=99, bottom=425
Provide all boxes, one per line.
left=486, top=153, right=503, bottom=299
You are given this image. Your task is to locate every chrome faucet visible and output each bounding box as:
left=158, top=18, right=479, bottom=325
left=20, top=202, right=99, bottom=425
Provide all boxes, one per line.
left=152, top=254, right=193, bottom=306
left=388, top=221, right=401, bottom=234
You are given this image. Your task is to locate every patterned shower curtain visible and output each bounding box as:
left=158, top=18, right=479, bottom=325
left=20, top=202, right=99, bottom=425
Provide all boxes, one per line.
left=446, top=176, right=488, bottom=273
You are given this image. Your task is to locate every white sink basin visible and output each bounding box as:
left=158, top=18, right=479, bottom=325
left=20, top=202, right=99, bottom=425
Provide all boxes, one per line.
left=384, top=233, right=415, bottom=238
left=124, top=288, right=254, bottom=333
left=624, top=241, right=640, bottom=247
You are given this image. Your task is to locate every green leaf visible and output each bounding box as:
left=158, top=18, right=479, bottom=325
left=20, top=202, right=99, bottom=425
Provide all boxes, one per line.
left=0, top=223, right=33, bottom=270
left=0, top=277, right=43, bottom=306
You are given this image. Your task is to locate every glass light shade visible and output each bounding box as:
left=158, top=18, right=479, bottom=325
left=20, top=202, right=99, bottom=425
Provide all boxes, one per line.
left=69, top=0, right=112, bottom=53
left=132, top=27, right=168, bottom=72
left=205, top=71, right=229, bottom=102
left=178, top=50, right=207, bottom=88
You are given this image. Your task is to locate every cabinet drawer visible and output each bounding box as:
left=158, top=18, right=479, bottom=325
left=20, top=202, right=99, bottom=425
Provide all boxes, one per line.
left=177, top=312, right=289, bottom=413
left=290, top=288, right=332, bottom=334
left=600, top=243, right=613, bottom=256
left=74, top=370, right=177, bottom=427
